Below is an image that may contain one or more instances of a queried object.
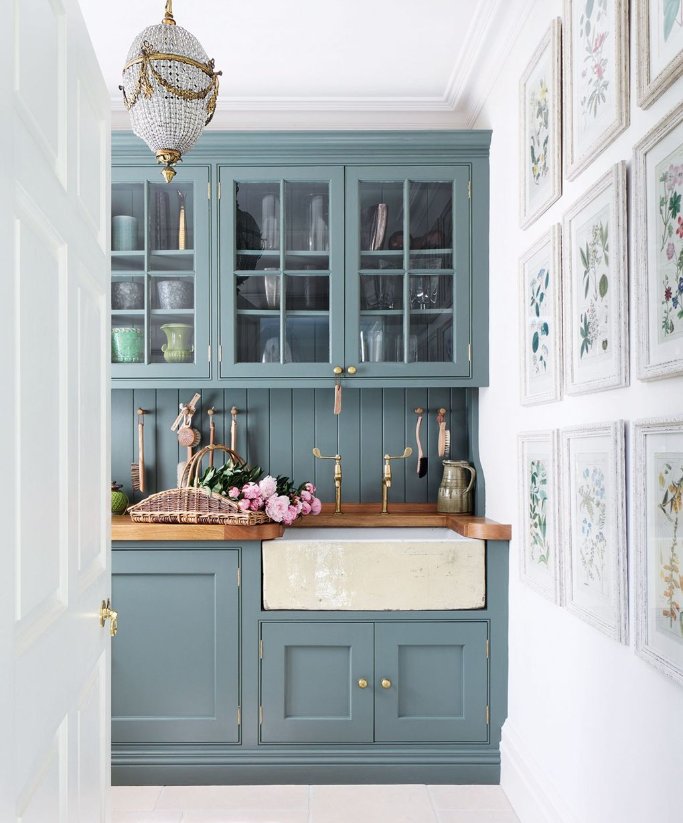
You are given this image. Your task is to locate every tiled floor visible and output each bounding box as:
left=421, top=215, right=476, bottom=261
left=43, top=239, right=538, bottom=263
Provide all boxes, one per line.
left=112, top=784, right=521, bottom=823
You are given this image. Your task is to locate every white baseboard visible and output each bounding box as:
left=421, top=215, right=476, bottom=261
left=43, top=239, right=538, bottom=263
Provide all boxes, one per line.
left=500, top=722, right=581, bottom=823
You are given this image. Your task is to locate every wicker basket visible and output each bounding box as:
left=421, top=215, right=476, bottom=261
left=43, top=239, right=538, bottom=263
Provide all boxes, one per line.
left=127, top=444, right=271, bottom=526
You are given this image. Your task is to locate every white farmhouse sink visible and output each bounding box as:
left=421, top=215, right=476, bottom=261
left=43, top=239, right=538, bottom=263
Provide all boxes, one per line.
left=262, top=528, right=485, bottom=611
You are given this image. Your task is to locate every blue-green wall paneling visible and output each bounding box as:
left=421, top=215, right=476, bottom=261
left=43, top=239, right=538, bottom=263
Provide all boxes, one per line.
left=111, top=388, right=472, bottom=506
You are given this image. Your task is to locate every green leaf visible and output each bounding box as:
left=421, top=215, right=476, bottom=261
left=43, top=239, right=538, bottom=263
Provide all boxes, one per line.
left=532, top=331, right=539, bottom=353
left=669, top=191, right=682, bottom=219
left=541, top=321, right=549, bottom=336
left=664, top=0, right=680, bottom=41
left=599, top=274, right=608, bottom=298
left=580, top=246, right=589, bottom=269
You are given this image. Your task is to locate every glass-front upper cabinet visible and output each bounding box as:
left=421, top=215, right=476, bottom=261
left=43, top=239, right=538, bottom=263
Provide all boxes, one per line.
left=218, top=166, right=344, bottom=379
left=110, top=166, right=211, bottom=379
left=345, top=166, right=471, bottom=379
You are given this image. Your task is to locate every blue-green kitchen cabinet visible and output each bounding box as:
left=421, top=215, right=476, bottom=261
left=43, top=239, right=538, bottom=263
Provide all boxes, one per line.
left=111, top=165, right=212, bottom=380
left=111, top=549, right=240, bottom=744
left=111, top=538, right=508, bottom=785
left=259, top=620, right=489, bottom=745
left=218, top=166, right=346, bottom=379
left=111, top=131, right=490, bottom=387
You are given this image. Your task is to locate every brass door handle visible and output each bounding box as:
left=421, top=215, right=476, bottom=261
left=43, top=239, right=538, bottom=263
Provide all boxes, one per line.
left=99, top=598, right=118, bottom=637
left=357, top=678, right=368, bottom=689
left=333, top=366, right=344, bottom=375
left=346, top=365, right=357, bottom=375
left=381, top=678, right=392, bottom=689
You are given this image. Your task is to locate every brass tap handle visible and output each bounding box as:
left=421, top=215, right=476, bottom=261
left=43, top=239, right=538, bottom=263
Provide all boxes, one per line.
left=312, top=448, right=343, bottom=514
left=381, top=447, right=413, bottom=514
left=99, top=599, right=118, bottom=637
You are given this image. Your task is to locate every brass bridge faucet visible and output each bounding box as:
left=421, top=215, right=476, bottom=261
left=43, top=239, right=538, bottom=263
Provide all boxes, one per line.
left=381, top=447, right=413, bottom=514
left=312, top=448, right=343, bottom=514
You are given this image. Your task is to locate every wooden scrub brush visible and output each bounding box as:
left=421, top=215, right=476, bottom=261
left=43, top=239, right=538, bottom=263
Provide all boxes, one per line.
left=131, top=408, right=146, bottom=493
left=415, top=408, right=427, bottom=478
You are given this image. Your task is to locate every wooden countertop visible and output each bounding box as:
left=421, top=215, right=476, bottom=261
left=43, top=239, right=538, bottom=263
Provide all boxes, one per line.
left=112, top=503, right=511, bottom=542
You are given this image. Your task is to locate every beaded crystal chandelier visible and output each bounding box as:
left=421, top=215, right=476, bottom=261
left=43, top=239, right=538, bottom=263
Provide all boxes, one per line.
left=120, top=0, right=221, bottom=182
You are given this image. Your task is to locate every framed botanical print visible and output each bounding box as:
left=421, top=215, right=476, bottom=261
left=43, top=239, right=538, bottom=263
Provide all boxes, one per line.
left=633, top=416, right=683, bottom=685
left=561, top=421, right=627, bottom=642
left=519, top=225, right=562, bottom=404
left=634, top=101, right=683, bottom=380
left=564, top=0, right=629, bottom=180
left=637, top=0, right=683, bottom=108
left=518, top=430, right=562, bottom=603
left=562, top=163, right=628, bottom=394
left=519, top=18, right=562, bottom=227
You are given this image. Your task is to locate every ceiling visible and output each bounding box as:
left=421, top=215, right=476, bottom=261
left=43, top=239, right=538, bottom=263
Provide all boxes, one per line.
left=79, top=0, right=533, bottom=130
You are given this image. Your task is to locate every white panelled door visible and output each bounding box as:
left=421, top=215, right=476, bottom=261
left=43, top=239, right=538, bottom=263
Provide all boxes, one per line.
left=0, top=0, right=111, bottom=820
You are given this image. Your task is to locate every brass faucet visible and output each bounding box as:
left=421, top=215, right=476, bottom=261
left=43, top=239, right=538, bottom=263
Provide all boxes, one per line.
left=312, top=448, right=343, bottom=514
left=381, top=447, right=413, bottom=513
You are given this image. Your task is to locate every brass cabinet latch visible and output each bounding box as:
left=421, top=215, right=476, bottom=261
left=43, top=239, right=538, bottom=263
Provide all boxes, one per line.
left=99, top=598, right=118, bottom=637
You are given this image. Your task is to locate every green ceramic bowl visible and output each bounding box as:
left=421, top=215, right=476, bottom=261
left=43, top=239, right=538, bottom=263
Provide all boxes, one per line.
left=111, top=327, right=144, bottom=363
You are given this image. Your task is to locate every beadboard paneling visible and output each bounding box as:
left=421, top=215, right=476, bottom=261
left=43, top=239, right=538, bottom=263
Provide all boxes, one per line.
left=112, top=388, right=470, bottom=505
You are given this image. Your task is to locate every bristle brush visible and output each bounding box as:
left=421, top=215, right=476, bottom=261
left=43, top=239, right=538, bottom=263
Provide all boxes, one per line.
left=415, top=408, right=428, bottom=478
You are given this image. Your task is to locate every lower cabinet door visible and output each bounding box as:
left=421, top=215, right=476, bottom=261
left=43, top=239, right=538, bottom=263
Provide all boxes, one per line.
left=112, top=549, right=240, bottom=744
left=260, top=622, right=374, bottom=744
left=374, top=621, right=489, bottom=743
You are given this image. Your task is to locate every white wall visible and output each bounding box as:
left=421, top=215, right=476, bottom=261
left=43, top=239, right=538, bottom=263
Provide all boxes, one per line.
left=475, top=2, right=683, bottom=822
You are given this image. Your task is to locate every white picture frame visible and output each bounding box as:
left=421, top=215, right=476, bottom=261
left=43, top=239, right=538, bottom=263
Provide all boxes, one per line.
left=518, top=430, right=562, bottom=604
left=562, top=162, right=628, bottom=394
left=561, top=421, right=628, bottom=643
left=637, top=0, right=683, bottom=109
left=519, top=18, right=562, bottom=227
left=564, top=0, right=629, bottom=180
left=633, top=416, right=683, bottom=686
left=634, top=101, right=683, bottom=380
left=519, top=225, right=563, bottom=404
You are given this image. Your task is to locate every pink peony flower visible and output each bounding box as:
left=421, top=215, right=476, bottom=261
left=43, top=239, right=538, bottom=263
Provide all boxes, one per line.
left=304, top=482, right=316, bottom=494
left=242, top=482, right=260, bottom=500
left=228, top=486, right=240, bottom=499
left=259, top=475, right=277, bottom=499
left=251, top=498, right=263, bottom=511
left=265, top=494, right=290, bottom=522
left=301, top=500, right=312, bottom=515
left=237, top=499, right=252, bottom=512
left=310, top=496, right=322, bottom=515
left=300, top=489, right=312, bottom=502
left=282, top=505, right=300, bottom=526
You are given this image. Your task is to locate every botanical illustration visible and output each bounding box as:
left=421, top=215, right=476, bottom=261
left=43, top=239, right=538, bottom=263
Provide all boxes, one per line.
left=528, top=77, right=549, bottom=187
left=577, top=208, right=610, bottom=359
left=578, top=0, right=610, bottom=122
left=657, top=147, right=683, bottom=341
left=576, top=458, right=608, bottom=594
left=655, top=453, right=683, bottom=642
left=528, top=264, right=551, bottom=375
left=528, top=458, right=550, bottom=565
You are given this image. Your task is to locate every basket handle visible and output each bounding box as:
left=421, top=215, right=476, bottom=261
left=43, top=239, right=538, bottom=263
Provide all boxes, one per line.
left=181, top=444, right=246, bottom=488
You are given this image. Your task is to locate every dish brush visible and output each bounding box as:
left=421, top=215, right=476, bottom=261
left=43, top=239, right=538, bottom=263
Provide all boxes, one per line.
left=131, top=408, right=146, bottom=493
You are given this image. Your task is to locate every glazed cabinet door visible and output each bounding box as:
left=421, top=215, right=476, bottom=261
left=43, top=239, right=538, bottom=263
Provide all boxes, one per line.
left=111, top=165, right=211, bottom=379
left=218, top=166, right=345, bottom=379
left=260, top=622, right=374, bottom=743
left=345, top=166, right=471, bottom=379
left=112, top=549, right=240, bottom=744
left=374, top=622, right=489, bottom=743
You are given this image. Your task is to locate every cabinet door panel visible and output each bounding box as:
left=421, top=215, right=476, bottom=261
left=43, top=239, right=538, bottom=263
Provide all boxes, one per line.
left=345, top=166, right=471, bottom=379
left=111, top=165, right=212, bottom=380
left=112, top=550, right=239, bottom=744
left=219, top=166, right=345, bottom=379
left=374, top=622, right=488, bottom=743
left=260, top=622, right=373, bottom=743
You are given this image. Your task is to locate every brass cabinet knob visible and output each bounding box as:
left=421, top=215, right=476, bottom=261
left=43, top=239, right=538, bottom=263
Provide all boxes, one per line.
left=357, top=678, right=368, bottom=689
left=346, top=365, right=357, bottom=375
left=333, top=366, right=343, bottom=375
left=381, top=678, right=392, bottom=689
